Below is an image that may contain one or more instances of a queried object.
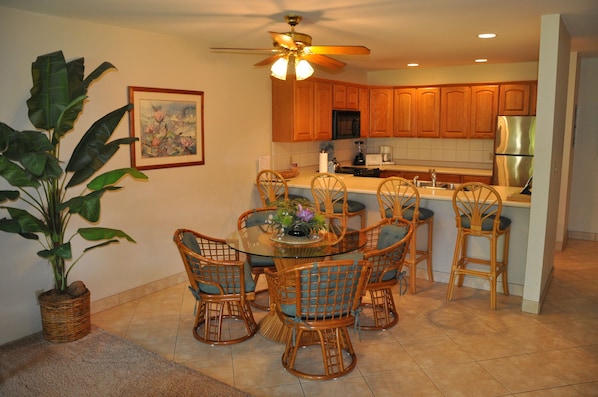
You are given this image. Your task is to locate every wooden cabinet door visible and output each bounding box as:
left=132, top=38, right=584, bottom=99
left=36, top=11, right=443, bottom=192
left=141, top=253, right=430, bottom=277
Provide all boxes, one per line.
left=333, top=83, right=346, bottom=108
left=393, top=88, right=416, bottom=137
left=379, top=170, right=404, bottom=178
left=359, top=87, right=369, bottom=137
left=369, top=87, right=393, bottom=137
left=416, top=88, right=440, bottom=137
left=529, top=82, right=537, bottom=115
left=470, top=85, right=499, bottom=139
left=461, top=175, right=492, bottom=184
left=499, top=83, right=531, bottom=115
left=346, top=85, right=359, bottom=109
left=441, top=86, right=470, bottom=138
left=314, top=81, right=333, bottom=140
left=293, top=80, right=315, bottom=141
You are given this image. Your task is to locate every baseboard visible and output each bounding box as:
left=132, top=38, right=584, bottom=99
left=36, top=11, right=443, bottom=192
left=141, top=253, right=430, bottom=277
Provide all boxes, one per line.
left=568, top=230, right=598, bottom=242
left=90, top=272, right=187, bottom=314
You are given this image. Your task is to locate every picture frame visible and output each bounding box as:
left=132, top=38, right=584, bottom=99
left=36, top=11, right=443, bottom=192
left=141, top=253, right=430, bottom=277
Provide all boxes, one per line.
left=128, top=86, right=205, bottom=170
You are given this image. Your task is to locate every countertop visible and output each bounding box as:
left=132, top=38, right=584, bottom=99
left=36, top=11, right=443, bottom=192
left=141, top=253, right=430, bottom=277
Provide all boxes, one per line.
left=287, top=171, right=530, bottom=208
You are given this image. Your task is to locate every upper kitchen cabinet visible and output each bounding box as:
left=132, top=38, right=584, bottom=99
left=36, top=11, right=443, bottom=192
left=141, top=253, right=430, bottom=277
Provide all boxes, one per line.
left=272, top=78, right=315, bottom=142
left=416, top=87, right=440, bottom=138
left=359, top=87, right=370, bottom=137
left=470, top=85, right=499, bottom=139
left=440, top=86, right=471, bottom=138
left=393, top=88, right=416, bottom=137
left=369, top=87, right=394, bottom=137
left=314, top=81, right=333, bottom=140
left=498, top=82, right=536, bottom=115
left=333, top=83, right=359, bottom=109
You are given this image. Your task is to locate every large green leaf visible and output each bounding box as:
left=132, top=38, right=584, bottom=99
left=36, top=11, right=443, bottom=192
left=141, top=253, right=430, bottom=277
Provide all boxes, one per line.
left=82, top=61, right=116, bottom=92
left=66, top=57, right=85, bottom=100
left=38, top=241, right=72, bottom=260
left=87, top=168, right=148, bottom=191
left=26, top=51, right=69, bottom=131
left=3, top=207, right=49, bottom=234
left=78, top=227, right=135, bottom=242
left=52, top=95, right=87, bottom=144
left=0, top=156, right=40, bottom=188
left=65, top=103, right=132, bottom=174
left=61, top=187, right=120, bottom=222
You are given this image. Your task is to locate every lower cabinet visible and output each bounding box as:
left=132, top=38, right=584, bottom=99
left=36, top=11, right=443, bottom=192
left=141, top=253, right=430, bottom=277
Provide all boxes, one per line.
left=379, top=170, right=492, bottom=185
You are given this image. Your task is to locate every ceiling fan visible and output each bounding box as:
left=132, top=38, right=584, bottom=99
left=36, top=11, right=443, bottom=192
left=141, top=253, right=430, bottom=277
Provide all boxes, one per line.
left=210, top=14, right=370, bottom=80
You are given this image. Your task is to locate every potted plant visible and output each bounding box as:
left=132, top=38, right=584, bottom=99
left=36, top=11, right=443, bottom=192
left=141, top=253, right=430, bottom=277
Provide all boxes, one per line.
left=0, top=51, right=148, bottom=342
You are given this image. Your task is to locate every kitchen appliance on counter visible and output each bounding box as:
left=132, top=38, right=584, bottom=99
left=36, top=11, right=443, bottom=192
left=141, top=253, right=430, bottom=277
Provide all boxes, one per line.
left=492, top=116, right=535, bottom=187
left=353, top=140, right=366, bottom=165
left=380, top=145, right=394, bottom=164
left=337, top=166, right=381, bottom=177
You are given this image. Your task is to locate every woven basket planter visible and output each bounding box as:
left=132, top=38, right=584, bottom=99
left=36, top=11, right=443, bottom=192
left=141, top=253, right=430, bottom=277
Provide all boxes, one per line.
left=39, top=289, right=91, bottom=343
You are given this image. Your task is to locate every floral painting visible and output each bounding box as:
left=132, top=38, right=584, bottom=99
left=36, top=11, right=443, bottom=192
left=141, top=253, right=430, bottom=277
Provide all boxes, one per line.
left=129, top=87, right=204, bottom=170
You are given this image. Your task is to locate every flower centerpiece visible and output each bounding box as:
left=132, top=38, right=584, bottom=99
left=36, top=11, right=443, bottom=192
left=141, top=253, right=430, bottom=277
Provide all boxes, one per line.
left=267, top=198, right=326, bottom=240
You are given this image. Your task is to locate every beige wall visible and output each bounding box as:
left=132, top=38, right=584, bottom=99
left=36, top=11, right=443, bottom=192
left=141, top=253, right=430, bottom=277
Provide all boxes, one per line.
left=0, top=7, right=272, bottom=344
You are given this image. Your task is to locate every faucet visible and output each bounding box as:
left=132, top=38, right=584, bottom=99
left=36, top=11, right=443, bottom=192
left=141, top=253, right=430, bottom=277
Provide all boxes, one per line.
left=413, top=175, right=419, bottom=186
left=429, top=169, right=437, bottom=187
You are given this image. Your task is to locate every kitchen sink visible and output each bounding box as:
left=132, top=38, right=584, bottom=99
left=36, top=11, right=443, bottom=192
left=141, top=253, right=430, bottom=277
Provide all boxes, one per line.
left=415, top=180, right=455, bottom=190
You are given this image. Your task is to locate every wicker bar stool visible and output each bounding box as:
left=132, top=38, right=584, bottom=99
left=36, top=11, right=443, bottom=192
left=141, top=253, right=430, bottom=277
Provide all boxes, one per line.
left=256, top=169, right=304, bottom=206
left=311, top=172, right=366, bottom=229
left=377, top=177, right=434, bottom=294
left=446, top=182, right=511, bottom=310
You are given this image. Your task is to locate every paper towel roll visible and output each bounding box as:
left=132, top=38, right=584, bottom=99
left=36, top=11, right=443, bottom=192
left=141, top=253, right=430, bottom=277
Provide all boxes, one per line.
left=319, top=152, right=328, bottom=173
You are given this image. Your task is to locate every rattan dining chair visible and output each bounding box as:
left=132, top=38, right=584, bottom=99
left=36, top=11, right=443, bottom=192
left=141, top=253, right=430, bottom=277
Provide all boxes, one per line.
left=237, top=207, right=277, bottom=310
left=377, top=177, right=434, bottom=294
left=265, top=259, right=372, bottom=380
left=256, top=169, right=304, bottom=207
left=311, top=172, right=367, bottom=230
left=356, top=218, right=413, bottom=330
left=446, top=182, right=511, bottom=310
left=173, top=229, right=258, bottom=345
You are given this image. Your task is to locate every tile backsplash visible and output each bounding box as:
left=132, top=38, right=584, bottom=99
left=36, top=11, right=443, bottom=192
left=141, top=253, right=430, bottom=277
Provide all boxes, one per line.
left=271, top=137, right=494, bottom=171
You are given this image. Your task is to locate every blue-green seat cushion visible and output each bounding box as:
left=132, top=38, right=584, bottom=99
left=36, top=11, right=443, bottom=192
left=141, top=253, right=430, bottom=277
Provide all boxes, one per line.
left=460, top=214, right=511, bottom=231
left=182, top=232, right=202, bottom=255
left=321, top=200, right=366, bottom=214
left=384, top=206, right=433, bottom=221
left=280, top=262, right=363, bottom=319
left=244, top=210, right=276, bottom=268
left=264, top=193, right=305, bottom=206
left=376, top=224, right=409, bottom=281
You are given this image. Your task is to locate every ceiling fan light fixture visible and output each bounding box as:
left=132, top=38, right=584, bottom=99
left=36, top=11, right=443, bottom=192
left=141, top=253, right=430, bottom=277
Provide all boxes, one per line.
left=295, top=58, right=314, bottom=80
left=271, top=57, right=289, bottom=80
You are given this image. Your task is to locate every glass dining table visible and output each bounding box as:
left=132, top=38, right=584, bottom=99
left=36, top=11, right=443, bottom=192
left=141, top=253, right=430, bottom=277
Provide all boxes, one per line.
left=225, top=225, right=367, bottom=342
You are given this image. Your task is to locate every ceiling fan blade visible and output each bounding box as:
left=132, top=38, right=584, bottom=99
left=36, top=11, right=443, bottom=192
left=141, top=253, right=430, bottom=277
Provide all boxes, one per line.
left=269, top=31, right=297, bottom=50
left=302, top=54, right=346, bottom=70
left=210, top=47, right=277, bottom=53
left=254, top=54, right=281, bottom=67
left=306, top=45, right=371, bottom=55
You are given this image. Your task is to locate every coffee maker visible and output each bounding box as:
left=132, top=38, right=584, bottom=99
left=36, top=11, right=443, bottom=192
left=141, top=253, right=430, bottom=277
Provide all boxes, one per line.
left=353, top=141, right=366, bottom=165
left=380, top=145, right=392, bottom=163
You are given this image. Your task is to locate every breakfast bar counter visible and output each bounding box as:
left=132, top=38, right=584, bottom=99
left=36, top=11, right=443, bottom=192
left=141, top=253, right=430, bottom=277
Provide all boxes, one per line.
left=286, top=172, right=531, bottom=296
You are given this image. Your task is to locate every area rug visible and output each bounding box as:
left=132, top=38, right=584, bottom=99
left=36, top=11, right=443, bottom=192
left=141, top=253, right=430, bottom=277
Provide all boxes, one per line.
left=0, top=326, right=251, bottom=397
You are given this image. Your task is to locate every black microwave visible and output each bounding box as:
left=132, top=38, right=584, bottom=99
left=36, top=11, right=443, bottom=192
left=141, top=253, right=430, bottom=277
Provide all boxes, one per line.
left=332, top=110, right=360, bottom=140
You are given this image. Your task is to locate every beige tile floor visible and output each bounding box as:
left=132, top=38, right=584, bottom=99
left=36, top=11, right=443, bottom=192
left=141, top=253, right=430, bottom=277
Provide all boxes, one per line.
left=92, top=239, right=598, bottom=396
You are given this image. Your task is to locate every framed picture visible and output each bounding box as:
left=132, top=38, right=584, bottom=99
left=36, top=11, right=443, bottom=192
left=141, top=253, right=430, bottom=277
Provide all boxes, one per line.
left=128, top=86, right=205, bottom=170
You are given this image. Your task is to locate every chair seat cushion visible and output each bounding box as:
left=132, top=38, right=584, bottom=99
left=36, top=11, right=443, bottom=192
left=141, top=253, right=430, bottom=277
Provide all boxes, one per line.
left=321, top=200, right=366, bottom=214
left=377, top=224, right=409, bottom=250
left=384, top=206, right=434, bottom=221
left=460, top=214, right=511, bottom=231
left=249, top=254, right=275, bottom=268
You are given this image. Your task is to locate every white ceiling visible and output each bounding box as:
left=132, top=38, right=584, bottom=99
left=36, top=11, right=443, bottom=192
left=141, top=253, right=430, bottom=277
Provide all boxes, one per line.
left=2, top=0, right=598, bottom=73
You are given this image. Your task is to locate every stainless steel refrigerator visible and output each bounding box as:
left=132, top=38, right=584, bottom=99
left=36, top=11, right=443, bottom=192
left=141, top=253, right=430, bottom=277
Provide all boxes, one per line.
left=492, top=115, right=536, bottom=187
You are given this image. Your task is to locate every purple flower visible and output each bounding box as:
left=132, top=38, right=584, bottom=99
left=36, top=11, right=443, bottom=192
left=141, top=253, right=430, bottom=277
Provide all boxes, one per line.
left=296, top=204, right=314, bottom=222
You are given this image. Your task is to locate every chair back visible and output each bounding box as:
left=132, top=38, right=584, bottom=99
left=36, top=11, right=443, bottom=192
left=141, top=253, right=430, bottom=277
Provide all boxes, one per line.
left=257, top=169, right=290, bottom=206
left=361, top=218, right=413, bottom=284
left=377, top=177, right=421, bottom=223
left=268, top=259, right=371, bottom=323
left=452, top=182, right=504, bottom=234
left=237, top=208, right=277, bottom=267
left=311, top=173, right=349, bottom=244
left=173, top=229, right=254, bottom=297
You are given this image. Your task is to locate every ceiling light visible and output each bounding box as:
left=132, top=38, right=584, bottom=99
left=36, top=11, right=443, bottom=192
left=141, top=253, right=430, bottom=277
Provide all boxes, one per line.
left=478, top=33, right=497, bottom=39
left=475, top=58, right=488, bottom=63
left=295, top=58, right=314, bottom=80
left=270, top=57, right=289, bottom=80
left=407, top=63, right=419, bottom=67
